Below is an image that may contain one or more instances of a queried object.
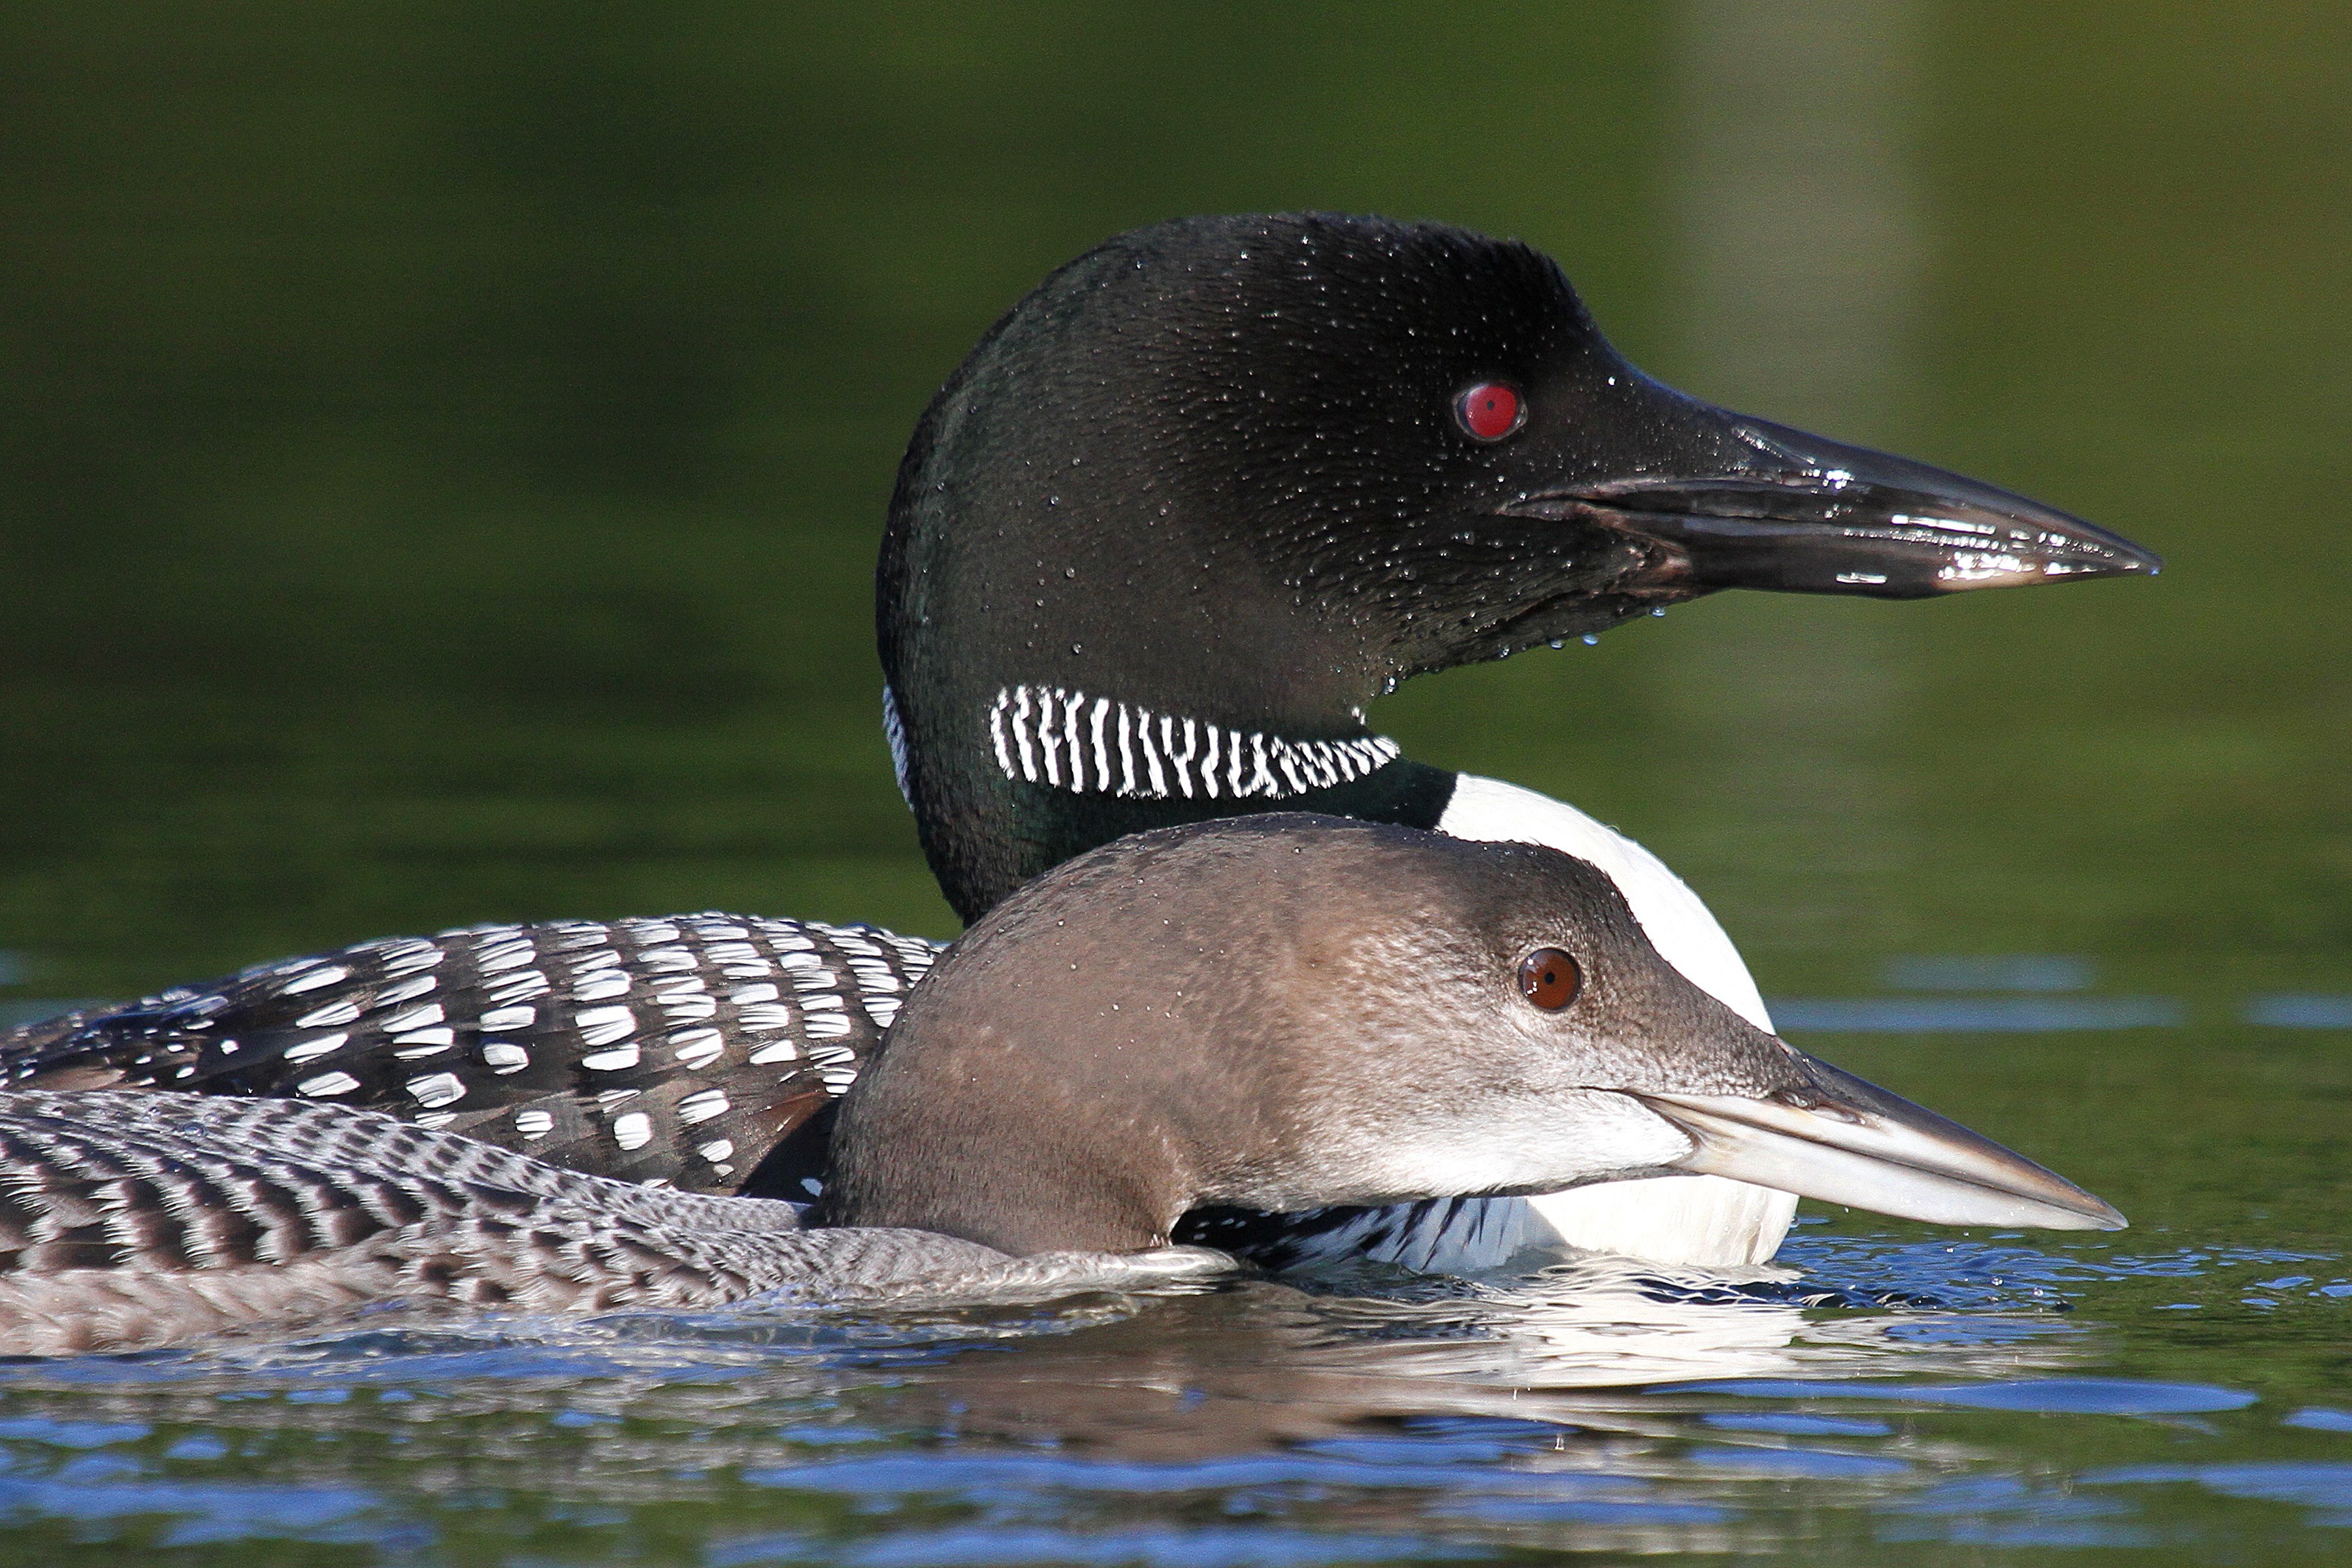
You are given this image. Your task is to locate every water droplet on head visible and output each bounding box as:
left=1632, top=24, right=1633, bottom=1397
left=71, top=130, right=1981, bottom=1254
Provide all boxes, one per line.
left=1581, top=634, right=1599, bottom=646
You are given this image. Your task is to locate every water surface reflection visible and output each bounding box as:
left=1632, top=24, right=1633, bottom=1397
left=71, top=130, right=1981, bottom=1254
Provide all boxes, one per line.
left=0, top=1232, right=2339, bottom=1559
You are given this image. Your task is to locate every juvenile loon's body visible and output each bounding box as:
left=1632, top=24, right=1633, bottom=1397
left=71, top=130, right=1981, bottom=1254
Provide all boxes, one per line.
left=0, top=1090, right=1232, bottom=1356
left=1, top=215, right=2155, bottom=1273
left=0, top=818, right=2122, bottom=1354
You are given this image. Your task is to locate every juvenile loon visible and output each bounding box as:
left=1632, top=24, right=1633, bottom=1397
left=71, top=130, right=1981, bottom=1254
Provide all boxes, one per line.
left=1, top=215, right=2156, bottom=1273
left=0, top=817, right=2121, bottom=1356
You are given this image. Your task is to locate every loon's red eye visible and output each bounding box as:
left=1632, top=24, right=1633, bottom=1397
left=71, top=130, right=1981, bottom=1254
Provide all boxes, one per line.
left=1455, top=382, right=1524, bottom=442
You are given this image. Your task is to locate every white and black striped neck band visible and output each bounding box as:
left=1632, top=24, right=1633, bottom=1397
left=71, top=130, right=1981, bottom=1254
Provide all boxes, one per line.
left=987, top=684, right=1401, bottom=802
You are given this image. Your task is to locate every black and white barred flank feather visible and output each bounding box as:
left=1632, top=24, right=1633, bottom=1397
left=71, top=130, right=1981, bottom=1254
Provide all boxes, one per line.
left=0, top=1091, right=1231, bottom=1354
left=1179, top=1195, right=1555, bottom=1275
left=1, top=914, right=940, bottom=1200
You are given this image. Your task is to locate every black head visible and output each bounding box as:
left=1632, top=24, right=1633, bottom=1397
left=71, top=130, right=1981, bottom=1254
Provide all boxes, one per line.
left=815, top=815, right=2121, bottom=1256
left=879, top=214, right=2158, bottom=917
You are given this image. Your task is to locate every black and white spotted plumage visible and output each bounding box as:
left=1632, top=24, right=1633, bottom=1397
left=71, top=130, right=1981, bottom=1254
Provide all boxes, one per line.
left=0, top=1090, right=1232, bottom=1353
left=1, top=915, right=940, bottom=1201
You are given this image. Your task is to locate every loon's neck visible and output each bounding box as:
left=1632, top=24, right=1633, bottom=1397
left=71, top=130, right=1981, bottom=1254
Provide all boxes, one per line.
left=878, top=416, right=1462, bottom=923
left=868, top=220, right=1664, bottom=923
left=881, top=661, right=1460, bottom=923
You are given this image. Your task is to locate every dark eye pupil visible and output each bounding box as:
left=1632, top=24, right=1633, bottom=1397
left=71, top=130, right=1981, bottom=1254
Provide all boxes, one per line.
left=1517, top=947, right=1580, bottom=1009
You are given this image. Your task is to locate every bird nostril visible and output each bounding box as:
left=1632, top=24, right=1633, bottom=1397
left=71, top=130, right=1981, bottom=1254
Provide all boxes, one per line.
left=1772, top=1085, right=1866, bottom=1124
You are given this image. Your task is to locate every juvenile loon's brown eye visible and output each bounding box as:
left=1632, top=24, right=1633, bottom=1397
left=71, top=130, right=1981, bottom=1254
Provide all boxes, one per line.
left=1455, top=381, right=1524, bottom=441
left=1517, top=947, right=1582, bottom=1010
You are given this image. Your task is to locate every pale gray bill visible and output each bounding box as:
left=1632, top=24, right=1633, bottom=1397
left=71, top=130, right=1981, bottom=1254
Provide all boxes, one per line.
left=1631, top=1052, right=2126, bottom=1232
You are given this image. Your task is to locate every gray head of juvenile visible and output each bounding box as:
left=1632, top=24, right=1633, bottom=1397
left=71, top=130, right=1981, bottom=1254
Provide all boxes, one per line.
left=813, top=813, right=1810, bottom=1255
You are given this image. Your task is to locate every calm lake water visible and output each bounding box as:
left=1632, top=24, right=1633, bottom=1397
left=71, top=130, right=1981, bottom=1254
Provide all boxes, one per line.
left=2, top=4, right=2349, bottom=1563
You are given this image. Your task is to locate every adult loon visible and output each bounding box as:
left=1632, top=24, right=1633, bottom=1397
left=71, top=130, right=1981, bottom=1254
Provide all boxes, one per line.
left=0, top=817, right=2121, bottom=1355
left=1, top=214, right=2155, bottom=1273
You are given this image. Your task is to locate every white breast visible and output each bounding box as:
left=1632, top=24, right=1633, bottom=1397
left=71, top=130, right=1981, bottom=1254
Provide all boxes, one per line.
left=1435, top=774, right=1799, bottom=1267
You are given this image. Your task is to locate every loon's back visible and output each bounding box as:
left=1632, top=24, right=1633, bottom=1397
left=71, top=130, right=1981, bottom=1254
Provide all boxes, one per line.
left=2, top=913, right=939, bottom=1199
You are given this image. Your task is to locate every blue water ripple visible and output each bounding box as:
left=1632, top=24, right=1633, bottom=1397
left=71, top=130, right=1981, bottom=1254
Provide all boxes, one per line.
left=1769, top=996, right=2185, bottom=1032
left=1429, top=1495, right=1728, bottom=1526
left=164, top=1434, right=231, bottom=1461
left=1880, top=1516, right=2159, bottom=1548
left=0, top=1472, right=385, bottom=1541
left=1658, top=1378, right=2255, bottom=1415
left=2286, top=1409, right=2352, bottom=1433
left=1874, top=1476, right=2156, bottom=1547
left=0, top=1416, right=150, bottom=1448
left=2084, top=1462, right=2352, bottom=1527
left=2246, top=994, right=2352, bottom=1028
left=708, top=1525, right=1477, bottom=1566
left=742, top=1452, right=1621, bottom=1499
left=1880, top=955, right=2096, bottom=992
left=1701, top=1413, right=1894, bottom=1437
left=1682, top=1445, right=1909, bottom=1478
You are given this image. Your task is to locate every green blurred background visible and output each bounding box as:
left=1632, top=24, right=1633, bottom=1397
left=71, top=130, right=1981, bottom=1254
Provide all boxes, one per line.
left=1, top=1, right=2345, bottom=1017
